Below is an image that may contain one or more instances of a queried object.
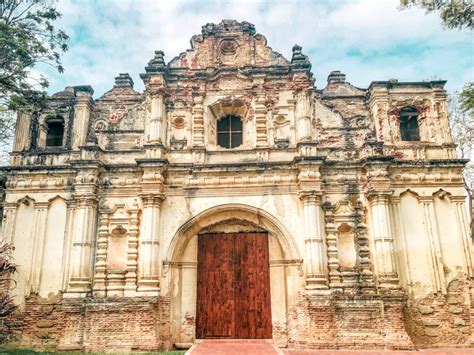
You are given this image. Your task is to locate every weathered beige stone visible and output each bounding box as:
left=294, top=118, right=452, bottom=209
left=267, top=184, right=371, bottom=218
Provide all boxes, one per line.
left=0, top=20, right=471, bottom=352
left=418, top=305, right=435, bottom=315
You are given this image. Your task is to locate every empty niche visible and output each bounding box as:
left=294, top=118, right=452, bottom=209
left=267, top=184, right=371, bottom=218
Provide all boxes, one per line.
left=107, top=225, right=128, bottom=271
left=337, top=223, right=357, bottom=269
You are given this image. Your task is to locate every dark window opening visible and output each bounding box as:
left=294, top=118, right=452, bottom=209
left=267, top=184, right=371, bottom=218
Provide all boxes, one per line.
left=217, top=115, right=243, bottom=148
left=46, top=117, right=65, bottom=147
left=399, top=107, right=420, bottom=141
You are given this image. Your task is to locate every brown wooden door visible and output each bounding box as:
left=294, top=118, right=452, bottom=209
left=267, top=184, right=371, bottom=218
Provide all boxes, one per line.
left=196, top=232, right=272, bottom=339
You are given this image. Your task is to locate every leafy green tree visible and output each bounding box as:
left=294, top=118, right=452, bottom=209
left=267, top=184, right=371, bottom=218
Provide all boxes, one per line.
left=400, top=0, right=473, bottom=30
left=0, top=0, right=69, bottom=108
left=0, top=0, right=68, bottom=164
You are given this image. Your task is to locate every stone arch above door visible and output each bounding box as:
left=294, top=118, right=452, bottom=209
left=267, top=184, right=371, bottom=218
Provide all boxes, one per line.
left=165, top=203, right=301, bottom=265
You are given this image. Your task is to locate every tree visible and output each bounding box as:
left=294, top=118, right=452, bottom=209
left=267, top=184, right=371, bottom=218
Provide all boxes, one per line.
left=449, top=87, right=474, bottom=233
left=458, top=81, right=474, bottom=112
left=0, top=0, right=68, bottom=164
left=400, top=0, right=474, bottom=30
left=0, top=242, right=17, bottom=317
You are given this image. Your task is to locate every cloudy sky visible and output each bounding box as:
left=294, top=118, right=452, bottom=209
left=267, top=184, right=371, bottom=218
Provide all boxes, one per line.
left=39, top=0, right=473, bottom=98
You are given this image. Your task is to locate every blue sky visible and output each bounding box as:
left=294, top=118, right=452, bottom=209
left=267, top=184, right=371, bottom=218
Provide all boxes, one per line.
left=37, top=0, right=473, bottom=98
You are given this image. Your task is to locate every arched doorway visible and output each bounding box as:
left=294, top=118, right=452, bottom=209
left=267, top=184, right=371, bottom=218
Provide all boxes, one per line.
left=164, top=204, right=302, bottom=346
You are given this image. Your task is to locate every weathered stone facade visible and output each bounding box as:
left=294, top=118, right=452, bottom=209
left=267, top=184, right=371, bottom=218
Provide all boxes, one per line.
left=0, top=20, right=472, bottom=351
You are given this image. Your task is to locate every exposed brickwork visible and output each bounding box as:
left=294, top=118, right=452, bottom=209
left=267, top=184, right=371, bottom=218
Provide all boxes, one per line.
left=288, top=293, right=414, bottom=350
left=404, top=276, right=472, bottom=348
left=1, top=295, right=173, bottom=352
left=2, top=287, right=473, bottom=352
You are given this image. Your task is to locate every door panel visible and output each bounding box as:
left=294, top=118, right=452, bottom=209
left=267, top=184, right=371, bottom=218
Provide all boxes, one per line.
left=234, top=233, right=272, bottom=339
left=196, top=233, right=235, bottom=338
left=196, top=232, right=272, bottom=339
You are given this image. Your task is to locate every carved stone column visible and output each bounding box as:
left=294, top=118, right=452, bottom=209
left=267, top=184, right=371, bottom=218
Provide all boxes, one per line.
left=93, top=210, right=109, bottom=296
left=192, top=92, right=205, bottom=147
left=295, top=90, right=312, bottom=142
left=368, top=193, right=399, bottom=288
left=355, top=201, right=375, bottom=293
left=66, top=195, right=98, bottom=296
left=364, top=159, right=395, bottom=291
left=255, top=91, right=268, bottom=147
left=137, top=160, right=167, bottom=295
left=138, top=194, right=164, bottom=294
left=65, top=163, right=100, bottom=297
left=420, top=196, right=446, bottom=293
left=322, top=206, right=342, bottom=288
left=125, top=203, right=140, bottom=296
left=146, top=93, right=165, bottom=143
left=299, top=191, right=328, bottom=292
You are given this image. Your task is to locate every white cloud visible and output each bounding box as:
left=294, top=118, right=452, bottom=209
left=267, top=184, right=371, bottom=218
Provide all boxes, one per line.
left=38, top=0, right=472, bottom=97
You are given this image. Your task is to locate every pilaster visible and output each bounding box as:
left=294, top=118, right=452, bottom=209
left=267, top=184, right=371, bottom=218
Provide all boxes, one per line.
left=295, top=90, right=312, bottom=142
left=72, top=91, right=94, bottom=150
left=298, top=191, right=328, bottom=292
left=365, top=159, right=399, bottom=290
left=419, top=195, right=446, bottom=294
left=93, top=210, right=109, bottom=296
left=254, top=88, right=268, bottom=147
left=137, top=159, right=167, bottom=295
left=64, top=162, right=100, bottom=297
left=354, top=201, right=375, bottom=293
left=29, top=201, right=49, bottom=294
left=322, top=206, right=342, bottom=289
left=138, top=194, right=164, bottom=294
left=146, top=92, right=166, bottom=144
left=451, top=196, right=473, bottom=278
left=13, top=111, right=31, bottom=152
left=367, top=193, right=400, bottom=289
left=1, top=202, right=18, bottom=243
left=192, top=91, right=205, bottom=147
left=124, top=204, right=140, bottom=296
left=61, top=200, right=76, bottom=291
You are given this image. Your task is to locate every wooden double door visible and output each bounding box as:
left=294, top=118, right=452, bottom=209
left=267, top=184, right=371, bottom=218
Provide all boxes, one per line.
left=196, top=232, right=272, bottom=339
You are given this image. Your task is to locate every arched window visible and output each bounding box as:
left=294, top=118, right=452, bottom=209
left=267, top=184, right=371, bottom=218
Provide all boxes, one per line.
left=45, top=116, right=65, bottom=147
left=399, top=107, right=420, bottom=141
left=217, top=115, right=243, bottom=148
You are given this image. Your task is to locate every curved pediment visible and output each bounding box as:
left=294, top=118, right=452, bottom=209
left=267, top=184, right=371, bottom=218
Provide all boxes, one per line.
left=168, top=20, right=289, bottom=70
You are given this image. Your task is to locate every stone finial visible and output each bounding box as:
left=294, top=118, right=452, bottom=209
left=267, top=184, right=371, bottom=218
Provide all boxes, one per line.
left=201, top=20, right=256, bottom=38
left=114, top=73, right=134, bottom=88
left=145, top=50, right=167, bottom=73
left=327, top=71, right=346, bottom=84
left=291, top=44, right=311, bottom=70
left=202, top=22, right=218, bottom=37
left=73, top=85, right=94, bottom=96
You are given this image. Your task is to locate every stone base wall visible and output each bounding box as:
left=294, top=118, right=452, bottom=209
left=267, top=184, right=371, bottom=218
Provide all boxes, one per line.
left=289, top=294, right=414, bottom=350
left=403, top=277, right=473, bottom=348
left=1, top=295, right=173, bottom=352
left=1, top=288, right=472, bottom=352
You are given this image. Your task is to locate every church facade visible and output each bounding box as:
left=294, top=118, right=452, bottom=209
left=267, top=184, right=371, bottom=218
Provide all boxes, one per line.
left=0, top=20, right=472, bottom=351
